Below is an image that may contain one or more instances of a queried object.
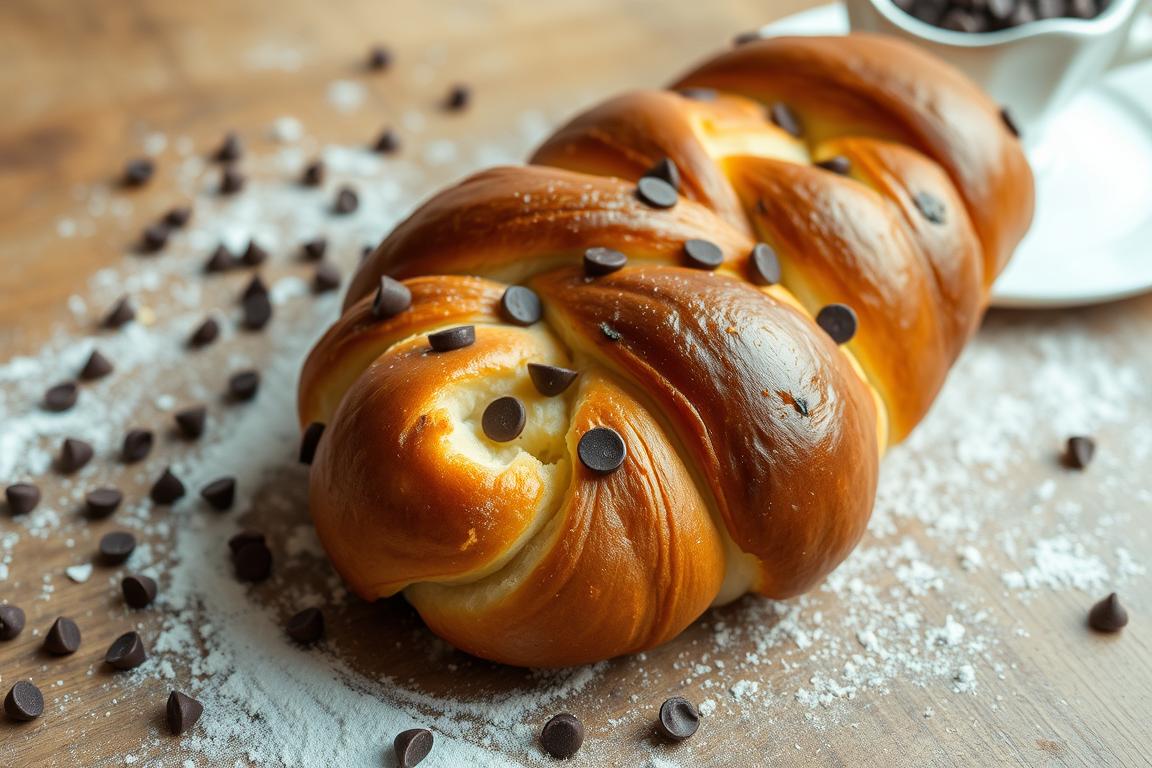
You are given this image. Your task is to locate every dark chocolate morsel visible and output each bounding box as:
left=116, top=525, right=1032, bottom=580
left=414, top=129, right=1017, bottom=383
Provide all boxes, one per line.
left=482, top=397, right=527, bottom=443
left=428, top=326, right=475, bottom=352
left=816, top=304, right=858, bottom=345
left=44, top=617, right=81, bottom=655
left=394, top=728, right=434, bottom=767
left=500, top=285, right=543, bottom=326
left=6, top=484, right=41, bottom=516
left=540, top=713, right=584, bottom=759
left=527, top=363, right=579, bottom=397
left=578, top=427, right=626, bottom=474
left=657, top=697, right=700, bottom=741
left=167, top=691, right=203, bottom=736
left=4, top=681, right=43, bottom=722
left=105, top=631, right=148, bottom=670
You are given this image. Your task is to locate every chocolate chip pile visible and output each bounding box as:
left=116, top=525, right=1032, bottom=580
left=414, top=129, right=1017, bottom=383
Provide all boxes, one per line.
left=892, top=0, right=1110, bottom=33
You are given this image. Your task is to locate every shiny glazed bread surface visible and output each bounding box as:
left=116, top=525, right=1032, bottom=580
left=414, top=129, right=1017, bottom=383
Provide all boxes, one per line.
left=298, top=34, right=1033, bottom=667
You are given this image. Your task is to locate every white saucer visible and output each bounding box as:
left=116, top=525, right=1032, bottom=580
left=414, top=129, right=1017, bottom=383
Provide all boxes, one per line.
left=759, top=5, right=1152, bottom=308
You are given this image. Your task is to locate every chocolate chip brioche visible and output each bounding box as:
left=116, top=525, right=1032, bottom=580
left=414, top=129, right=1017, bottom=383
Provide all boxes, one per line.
left=298, top=33, right=1033, bottom=667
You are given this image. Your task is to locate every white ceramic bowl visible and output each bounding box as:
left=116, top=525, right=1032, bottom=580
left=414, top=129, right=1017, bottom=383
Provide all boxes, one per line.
left=844, top=0, right=1152, bottom=135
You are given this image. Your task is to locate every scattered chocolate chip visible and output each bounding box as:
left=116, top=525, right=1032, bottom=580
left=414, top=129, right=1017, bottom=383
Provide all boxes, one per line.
left=228, top=530, right=266, bottom=556
left=394, top=728, right=434, bottom=767
left=122, top=429, right=155, bottom=463
left=1064, top=436, right=1096, bottom=469
left=242, top=292, right=273, bottom=331
left=1088, top=592, right=1128, bottom=633
left=313, top=262, right=342, bottom=293
left=150, top=467, right=186, bottom=505
left=167, top=691, right=203, bottom=736
left=599, top=322, right=622, bottom=342
left=301, top=160, right=325, bottom=187
left=367, top=45, right=392, bottom=71
left=636, top=176, right=678, bottom=209
left=164, top=206, right=193, bottom=228
left=482, top=397, right=527, bottom=442
left=240, top=276, right=268, bottom=302
left=200, top=477, right=236, bottom=511
left=500, top=286, right=543, bottom=326
left=205, top=245, right=236, bottom=273
left=444, top=84, right=470, bottom=111
left=234, top=540, right=273, bottom=583
left=643, top=158, right=680, bottom=191
left=100, top=531, right=137, bottom=565
left=213, top=132, right=243, bottom=163
left=175, top=406, right=207, bottom=439
left=1000, top=108, right=1021, bottom=138
left=59, top=438, right=94, bottom=473
left=794, top=395, right=810, bottom=417
left=584, top=247, right=627, bottom=277
left=333, top=186, right=359, bottom=215
left=85, top=487, right=123, bottom=519
left=749, top=243, right=782, bottom=286
left=733, top=29, right=764, bottom=45
left=228, top=370, right=260, bottom=402
left=683, top=238, right=723, bottom=270
left=769, top=102, right=804, bottom=138
left=0, top=605, right=26, bottom=640
left=527, top=363, right=578, bottom=397
left=816, top=304, right=858, bottom=344
left=6, top=483, right=41, bottom=516
left=302, top=237, right=328, bottom=261
left=657, top=697, right=700, bottom=741
left=816, top=156, right=851, bottom=175
left=913, top=191, right=946, bottom=224
left=678, top=87, right=717, bottom=101
left=44, top=381, right=78, bottom=412
left=286, top=607, right=325, bottom=645
left=428, top=326, right=475, bottom=352
left=122, top=158, right=155, bottom=187
left=299, top=422, right=325, bottom=465
left=188, top=317, right=220, bottom=348
left=4, top=681, right=43, bottom=722
left=103, top=296, right=136, bottom=328
left=242, top=241, right=269, bottom=267
left=373, top=129, right=400, bottom=154
left=219, top=166, right=245, bottom=195
left=140, top=223, right=169, bottom=254
left=79, top=349, right=114, bottom=380
left=122, top=574, right=158, bottom=609
left=373, top=276, right=413, bottom=318
left=105, top=631, right=148, bottom=670
left=44, top=617, right=81, bottom=655
left=540, top=713, right=584, bottom=759
left=578, top=427, right=626, bottom=474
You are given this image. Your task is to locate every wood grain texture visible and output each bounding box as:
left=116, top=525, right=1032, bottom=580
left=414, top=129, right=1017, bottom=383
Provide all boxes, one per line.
left=1, top=1, right=1150, bottom=766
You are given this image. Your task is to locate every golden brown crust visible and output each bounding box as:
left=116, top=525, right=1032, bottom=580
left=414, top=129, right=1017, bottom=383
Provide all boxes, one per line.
left=409, top=372, right=726, bottom=667
left=299, top=34, right=1034, bottom=666
left=672, top=34, right=1034, bottom=279
left=344, top=166, right=754, bottom=310
left=531, top=266, right=879, bottom=597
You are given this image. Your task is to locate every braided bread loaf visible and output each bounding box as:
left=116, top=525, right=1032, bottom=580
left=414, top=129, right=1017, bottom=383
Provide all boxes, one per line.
left=298, top=34, right=1033, bottom=667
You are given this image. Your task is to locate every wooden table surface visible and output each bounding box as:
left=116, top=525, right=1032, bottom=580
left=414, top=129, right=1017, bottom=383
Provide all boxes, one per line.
left=1, top=1, right=1150, bottom=766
